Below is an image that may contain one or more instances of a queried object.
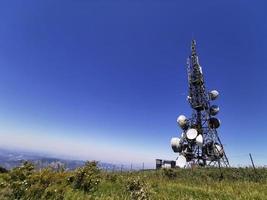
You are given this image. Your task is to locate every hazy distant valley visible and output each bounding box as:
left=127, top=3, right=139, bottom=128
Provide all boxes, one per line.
left=0, top=148, right=116, bottom=171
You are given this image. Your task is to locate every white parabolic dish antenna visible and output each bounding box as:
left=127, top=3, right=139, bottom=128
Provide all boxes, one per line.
left=186, top=128, right=198, bottom=140
left=209, top=90, right=219, bottom=100
left=210, top=105, right=219, bottom=116
left=177, top=115, right=188, bottom=128
left=176, top=155, right=186, bottom=168
left=209, top=117, right=221, bottom=129
left=214, top=144, right=224, bottom=157
left=196, top=134, right=203, bottom=146
left=171, top=137, right=181, bottom=153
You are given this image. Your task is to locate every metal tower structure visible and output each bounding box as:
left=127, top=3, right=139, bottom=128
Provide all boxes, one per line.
left=171, top=40, right=230, bottom=168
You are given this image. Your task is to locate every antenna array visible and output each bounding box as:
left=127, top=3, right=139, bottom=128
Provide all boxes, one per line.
left=171, top=40, right=230, bottom=168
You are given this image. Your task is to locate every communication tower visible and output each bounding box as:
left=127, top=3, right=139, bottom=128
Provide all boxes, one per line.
left=171, top=40, right=230, bottom=168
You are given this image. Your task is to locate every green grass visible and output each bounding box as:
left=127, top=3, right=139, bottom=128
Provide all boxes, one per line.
left=0, top=163, right=266, bottom=200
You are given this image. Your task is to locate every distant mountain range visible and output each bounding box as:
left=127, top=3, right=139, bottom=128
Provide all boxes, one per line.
left=0, top=148, right=123, bottom=171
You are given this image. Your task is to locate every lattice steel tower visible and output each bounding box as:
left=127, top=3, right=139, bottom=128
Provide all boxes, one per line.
left=171, top=40, right=230, bottom=168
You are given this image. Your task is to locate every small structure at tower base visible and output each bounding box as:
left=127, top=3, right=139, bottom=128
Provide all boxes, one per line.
left=155, top=159, right=176, bottom=169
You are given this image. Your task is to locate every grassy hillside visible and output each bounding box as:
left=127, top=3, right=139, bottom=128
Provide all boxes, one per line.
left=0, top=161, right=266, bottom=200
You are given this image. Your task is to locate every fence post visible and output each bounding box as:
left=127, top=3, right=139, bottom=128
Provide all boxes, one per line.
left=249, top=153, right=258, bottom=176
left=121, top=164, right=123, bottom=173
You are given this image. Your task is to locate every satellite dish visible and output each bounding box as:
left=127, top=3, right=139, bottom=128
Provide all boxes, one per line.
left=204, top=142, right=215, bottom=157
left=204, top=142, right=224, bottom=159
left=209, top=90, right=219, bottom=100
left=171, top=137, right=182, bottom=153
left=176, top=154, right=186, bottom=168
left=208, top=117, right=220, bottom=129
left=177, top=115, right=188, bottom=129
left=210, top=105, right=219, bottom=116
left=196, top=134, right=203, bottom=146
left=214, top=143, right=224, bottom=158
left=186, top=128, right=198, bottom=140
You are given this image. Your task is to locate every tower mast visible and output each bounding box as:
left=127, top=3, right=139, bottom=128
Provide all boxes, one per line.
left=171, top=40, right=230, bottom=167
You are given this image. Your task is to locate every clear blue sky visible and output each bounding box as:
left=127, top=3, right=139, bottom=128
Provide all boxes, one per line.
left=0, top=1, right=266, bottom=167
